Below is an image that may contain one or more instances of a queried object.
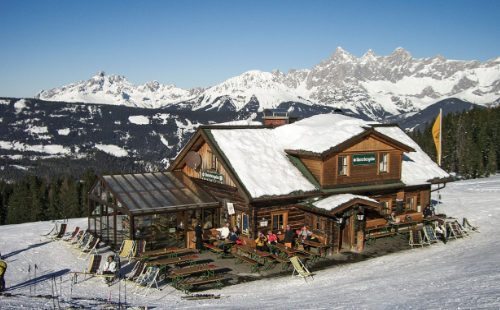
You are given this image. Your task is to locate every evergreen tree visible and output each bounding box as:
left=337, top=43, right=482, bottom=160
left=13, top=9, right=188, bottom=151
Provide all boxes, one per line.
left=7, top=180, right=31, bottom=224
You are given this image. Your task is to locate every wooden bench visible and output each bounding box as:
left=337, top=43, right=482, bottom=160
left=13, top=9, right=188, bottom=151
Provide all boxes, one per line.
left=270, top=254, right=291, bottom=270
left=176, top=275, right=227, bottom=293
left=147, top=254, right=198, bottom=267
left=203, top=242, right=227, bottom=258
left=233, top=253, right=262, bottom=273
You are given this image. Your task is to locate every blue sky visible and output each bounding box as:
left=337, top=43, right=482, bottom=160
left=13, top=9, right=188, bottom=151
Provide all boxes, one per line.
left=0, top=0, right=498, bottom=97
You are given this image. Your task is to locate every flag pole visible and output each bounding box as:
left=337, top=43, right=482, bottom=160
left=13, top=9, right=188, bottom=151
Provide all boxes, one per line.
left=438, top=108, right=442, bottom=166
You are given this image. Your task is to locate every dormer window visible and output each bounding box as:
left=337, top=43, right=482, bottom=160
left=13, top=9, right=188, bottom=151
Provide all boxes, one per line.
left=338, top=155, right=349, bottom=176
left=379, top=153, right=389, bottom=173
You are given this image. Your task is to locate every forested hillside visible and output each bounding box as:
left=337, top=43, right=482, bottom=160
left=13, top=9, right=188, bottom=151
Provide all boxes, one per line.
left=410, top=106, right=499, bottom=178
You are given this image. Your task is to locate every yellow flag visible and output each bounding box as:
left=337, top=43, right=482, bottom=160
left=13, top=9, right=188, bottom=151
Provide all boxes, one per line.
left=432, top=109, right=442, bottom=166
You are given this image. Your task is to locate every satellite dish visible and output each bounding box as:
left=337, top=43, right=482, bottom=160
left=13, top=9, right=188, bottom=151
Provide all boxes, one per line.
left=185, top=151, right=202, bottom=170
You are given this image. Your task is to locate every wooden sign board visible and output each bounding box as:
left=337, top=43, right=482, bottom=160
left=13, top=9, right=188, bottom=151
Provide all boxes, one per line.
left=226, top=202, right=235, bottom=215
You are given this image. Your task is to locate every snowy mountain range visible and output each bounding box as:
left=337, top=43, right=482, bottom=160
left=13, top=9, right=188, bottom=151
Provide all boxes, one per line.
left=36, top=47, right=500, bottom=120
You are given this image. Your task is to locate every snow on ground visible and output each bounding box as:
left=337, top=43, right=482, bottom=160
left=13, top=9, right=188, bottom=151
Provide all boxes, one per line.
left=94, top=144, right=128, bottom=157
left=1, top=176, right=500, bottom=309
left=128, top=115, right=150, bottom=125
left=57, top=128, right=70, bottom=136
left=13, top=99, right=27, bottom=113
left=0, top=141, right=71, bottom=155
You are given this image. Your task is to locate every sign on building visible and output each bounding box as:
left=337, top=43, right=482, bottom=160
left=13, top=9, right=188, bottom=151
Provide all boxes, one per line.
left=352, top=153, right=376, bottom=166
left=201, top=170, right=224, bottom=184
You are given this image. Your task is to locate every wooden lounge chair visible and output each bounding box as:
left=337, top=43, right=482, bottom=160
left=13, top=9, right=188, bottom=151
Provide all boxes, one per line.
left=50, top=223, right=67, bottom=240
left=68, top=230, right=85, bottom=246
left=78, top=237, right=100, bottom=259
left=289, top=256, right=313, bottom=281
left=423, top=225, right=438, bottom=244
left=447, top=220, right=465, bottom=239
left=462, top=217, right=479, bottom=233
left=134, top=266, right=161, bottom=296
left=130, top=240, right=147, bottom=261
left=63, top=227, right=80, bottom=242
left=75, top=232, right=92, bottom=249
left=409, top=229, right=425, bottom=248
left=118, top=239, right=136, bottom=261
left=126, top=260, right=146, bottom=282
left=71, top=254, right=102, bottom=284
left=41, top=223, right=58, bottom=237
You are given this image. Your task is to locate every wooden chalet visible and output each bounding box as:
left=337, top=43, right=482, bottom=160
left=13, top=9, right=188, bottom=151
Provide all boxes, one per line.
left=88, top=113, right=450, bottom=253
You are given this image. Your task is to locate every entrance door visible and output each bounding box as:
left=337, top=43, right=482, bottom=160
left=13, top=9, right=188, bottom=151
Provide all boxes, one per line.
left=340, top=215, right=354, bottom=252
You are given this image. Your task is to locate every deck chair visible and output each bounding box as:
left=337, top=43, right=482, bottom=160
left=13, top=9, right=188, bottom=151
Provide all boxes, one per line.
left=462, top=217, right=479, bottom=233
left=409, top=229, right=425, bottom=248
left=71, top=254, right=102, bottom=284
left=76, top=233, right=93, bottom=250
left=41, top=223, right=58, bottom=237
left=126, top=260, right=146, bottom=282
left=131, top=240, right=146, bottom=261
left=118, top=239, right=136, bottom=261
left=423, top=225, right=438, bottom=244
left=79, top=237, right=100, bottom=259
left=63, top=227, right=80, bottom=241
left=290, top=256, right=313, bottom=281
left=134, top=266, right=161, bottom=296
left=69, top=230, right=86, bottom=246
left=447, top=221, right=464, bottom=239
left=50, top=223, right=67, bottom=240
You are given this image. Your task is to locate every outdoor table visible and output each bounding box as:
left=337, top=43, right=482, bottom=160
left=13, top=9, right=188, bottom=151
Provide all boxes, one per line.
left=147, top=254, right=197, bottom=267
left=168, top=263, right=217, bottom=285
left=301, top=240, right=332, bottom=257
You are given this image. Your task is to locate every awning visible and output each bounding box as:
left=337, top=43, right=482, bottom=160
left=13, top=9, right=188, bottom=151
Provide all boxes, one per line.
left=100, top=171, right=219, bottom=215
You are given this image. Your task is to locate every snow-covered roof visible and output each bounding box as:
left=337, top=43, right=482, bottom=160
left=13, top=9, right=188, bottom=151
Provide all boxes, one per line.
left=374, top=126, right=450, bottom=186
left=313, top=194, right=378, bottom=211
left=210, top=129, right=317, bottom=198
left=208, top=113, right=449, bottom=199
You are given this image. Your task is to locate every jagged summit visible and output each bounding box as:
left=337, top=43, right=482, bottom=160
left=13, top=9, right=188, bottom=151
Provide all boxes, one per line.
left=36, top=48, right=499, bottom=120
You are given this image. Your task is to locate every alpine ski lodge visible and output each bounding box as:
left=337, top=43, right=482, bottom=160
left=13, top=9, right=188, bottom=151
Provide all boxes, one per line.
left=87, top=112, right=450, bottom=254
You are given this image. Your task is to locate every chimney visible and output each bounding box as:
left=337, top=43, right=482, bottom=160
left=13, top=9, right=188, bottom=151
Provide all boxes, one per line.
left=262, top=109, right=298, bottom=127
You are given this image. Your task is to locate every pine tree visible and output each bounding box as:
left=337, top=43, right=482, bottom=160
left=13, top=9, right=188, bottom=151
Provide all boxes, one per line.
left=7, top=180, right=31, bottom=224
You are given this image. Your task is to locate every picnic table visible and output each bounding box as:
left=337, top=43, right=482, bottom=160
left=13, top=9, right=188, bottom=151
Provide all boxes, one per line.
left=301, top=240, right=333, bottom=257
left=235, top=245, right=275, bottom=269
left=168, top=264, right=218, bottom=286
left=140, top=247, right=198, bottom=259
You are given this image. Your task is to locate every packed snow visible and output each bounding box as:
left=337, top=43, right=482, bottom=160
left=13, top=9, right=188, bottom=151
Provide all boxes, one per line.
left=128, top=115, right=150, bottom=125
left=94, top=144, right=128, bottom=157
left=1, top=176, right=499, bottom=309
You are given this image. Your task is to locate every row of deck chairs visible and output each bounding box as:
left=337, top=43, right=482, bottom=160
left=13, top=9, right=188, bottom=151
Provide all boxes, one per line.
left=409, top=218, right=477, bottom=248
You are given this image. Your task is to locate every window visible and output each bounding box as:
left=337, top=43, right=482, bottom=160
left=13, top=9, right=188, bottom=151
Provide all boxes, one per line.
left=338, top=155, right=348, bottom=176
left=379, top=200, right=392, bottom=215
left=405, top=196, right=416, bottom=211
left=379, top=153, right=389, bottom=173
left=242, top=213, right=249, bottom=235
left=211, top=152, right=218, bottom=171
left=271, top=212, right=288, bottom=231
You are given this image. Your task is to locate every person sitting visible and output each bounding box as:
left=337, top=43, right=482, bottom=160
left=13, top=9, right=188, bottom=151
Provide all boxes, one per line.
left=216, top=223, right=230, bottom=240
left=102, top=255, right=117, bottom=284
left=435, top=222, right=447, bottom=244
left=266, top=230, right=278, bottom=253
left=228, top=226, right=239, bottom=243
left=283, top=225, right=295, bottom=248
left=255, top=232, right=268, bottom=252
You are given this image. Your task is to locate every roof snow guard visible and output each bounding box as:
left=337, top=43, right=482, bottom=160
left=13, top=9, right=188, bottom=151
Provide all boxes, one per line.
left=101, top=171, right=219, bottom=215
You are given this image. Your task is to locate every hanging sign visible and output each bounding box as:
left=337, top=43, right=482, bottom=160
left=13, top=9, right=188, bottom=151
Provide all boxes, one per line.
left=226, top=202, right=235, bottom=215
left=352, top=153, right=376, bottom=166
left=201, top=170, right=224, bottom=184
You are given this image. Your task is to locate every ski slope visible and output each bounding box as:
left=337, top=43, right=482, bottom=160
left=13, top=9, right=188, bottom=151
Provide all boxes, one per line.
left=1, top=176, right=499, bottom=309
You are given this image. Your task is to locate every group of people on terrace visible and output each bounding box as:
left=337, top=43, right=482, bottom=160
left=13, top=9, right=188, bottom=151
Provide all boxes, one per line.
left=196, top=221, right=322, bottom=255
